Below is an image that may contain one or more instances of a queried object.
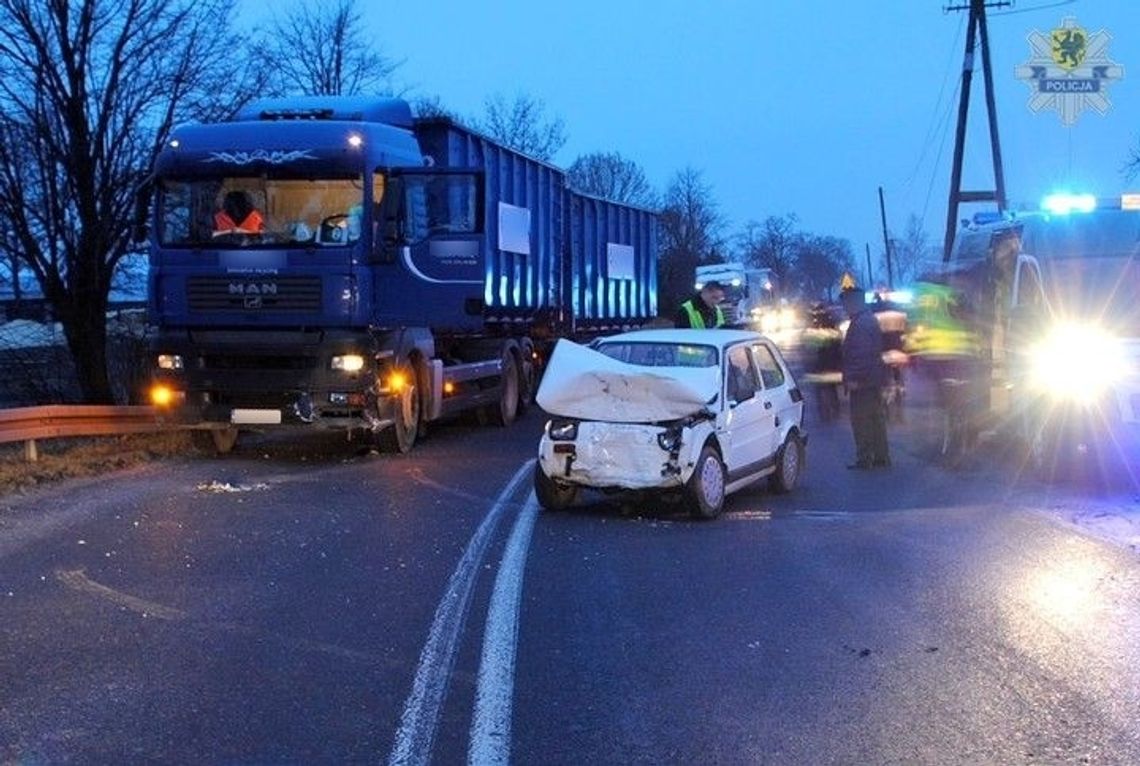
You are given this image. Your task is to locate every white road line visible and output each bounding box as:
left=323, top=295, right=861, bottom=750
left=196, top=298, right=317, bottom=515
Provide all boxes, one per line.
left=468, top=494, right=540, bottom=766
left=387, top=460, right=534, bottom=766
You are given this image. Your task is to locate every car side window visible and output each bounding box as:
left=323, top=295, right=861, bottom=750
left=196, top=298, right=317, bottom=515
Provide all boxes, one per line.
left=726, top=346, right=759, bottom=401
left=752, top=343, right=785, bottom=389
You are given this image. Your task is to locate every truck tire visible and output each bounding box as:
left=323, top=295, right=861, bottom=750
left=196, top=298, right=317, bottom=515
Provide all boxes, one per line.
left=378, top=362, right=421, bottom=454
left=192, top=426, right=239, bottom=455
left=491, top=349, right=519, bottom=427
left=686, top=444, right=726, bottom=520
left=517, top=339, right=536, bottom=414
left=534, top=462, right=578, bottom=511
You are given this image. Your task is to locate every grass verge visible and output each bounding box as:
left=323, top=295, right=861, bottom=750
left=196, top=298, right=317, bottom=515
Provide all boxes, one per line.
left=0, top=431, right=199, bottom=497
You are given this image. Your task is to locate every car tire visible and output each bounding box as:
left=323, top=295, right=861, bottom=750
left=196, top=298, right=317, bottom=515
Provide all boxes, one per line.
left=769, top=432, right=804, bottom=494
left=534, top=461, right=578, bottom=511
left=686, top=444, right=726, bottom=520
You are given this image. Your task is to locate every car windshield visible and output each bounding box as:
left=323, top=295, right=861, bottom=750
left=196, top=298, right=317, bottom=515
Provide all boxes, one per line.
left=1041, top=255, right=1140, bottom=332
left=594, top=341, right=719, bottom=367
left=158, top=175, right=365, bottom=248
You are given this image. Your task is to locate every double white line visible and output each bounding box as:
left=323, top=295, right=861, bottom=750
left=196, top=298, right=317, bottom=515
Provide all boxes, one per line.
left=388, top=460, right=540, bottom=766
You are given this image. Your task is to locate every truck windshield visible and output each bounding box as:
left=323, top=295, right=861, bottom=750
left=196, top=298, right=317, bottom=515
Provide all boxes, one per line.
left=158, top=176, right=365, bottom=248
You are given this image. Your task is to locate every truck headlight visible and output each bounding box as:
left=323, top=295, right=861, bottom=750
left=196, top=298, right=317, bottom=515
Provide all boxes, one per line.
left=1028, top=323, right=1125, bottom=404
left=157, top=354, right=183, bottom=370
left=331, top=354, right=366, bottom=372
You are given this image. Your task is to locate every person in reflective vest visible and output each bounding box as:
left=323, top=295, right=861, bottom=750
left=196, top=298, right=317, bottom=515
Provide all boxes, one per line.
left=676, top=281, right=726, bottom=328
left=214, top=190, right=264, bottom=235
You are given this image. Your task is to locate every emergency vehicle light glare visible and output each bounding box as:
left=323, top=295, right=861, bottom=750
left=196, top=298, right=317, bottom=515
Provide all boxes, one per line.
left=1042, top=193, right=1096, bottom=216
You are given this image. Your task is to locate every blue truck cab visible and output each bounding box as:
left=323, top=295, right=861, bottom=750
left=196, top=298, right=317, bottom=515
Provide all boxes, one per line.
left=147, top=97, right=658, bottom=452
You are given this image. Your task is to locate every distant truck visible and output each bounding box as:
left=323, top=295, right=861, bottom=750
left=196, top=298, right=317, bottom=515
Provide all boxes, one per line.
left=693, top=262, right=780, bottom=329
left=909, top=197, right=1140, bottom=481
left=145, top=97, right=657, bottom=453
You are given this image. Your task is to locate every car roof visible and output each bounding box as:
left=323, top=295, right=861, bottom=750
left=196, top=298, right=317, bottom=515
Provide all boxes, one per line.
left=595, top=328, right=769, bottom=349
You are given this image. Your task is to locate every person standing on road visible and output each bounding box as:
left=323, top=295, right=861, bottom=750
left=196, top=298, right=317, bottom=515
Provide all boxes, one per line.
left=841, top=286, right=891, bottom=469
left=676, top=281, right=727, bottom=329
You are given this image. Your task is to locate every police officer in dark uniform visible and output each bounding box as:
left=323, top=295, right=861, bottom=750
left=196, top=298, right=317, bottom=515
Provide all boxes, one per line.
left=840, top=286, right=891, bottom=469
left=676, top=281, right=726, bottom=329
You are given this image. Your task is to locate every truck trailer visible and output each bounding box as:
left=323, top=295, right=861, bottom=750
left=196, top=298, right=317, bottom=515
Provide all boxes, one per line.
left=145, top=96, right=657, bottom=453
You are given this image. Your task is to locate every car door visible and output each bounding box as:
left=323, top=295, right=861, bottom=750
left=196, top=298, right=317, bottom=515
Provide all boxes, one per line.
left=751, top=340, right=798, bottom=456
left=721, top=342, right=776, bottom=481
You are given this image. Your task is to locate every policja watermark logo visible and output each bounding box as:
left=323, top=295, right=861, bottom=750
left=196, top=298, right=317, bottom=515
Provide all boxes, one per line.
left=1014, top=17, right=1124, bottom=126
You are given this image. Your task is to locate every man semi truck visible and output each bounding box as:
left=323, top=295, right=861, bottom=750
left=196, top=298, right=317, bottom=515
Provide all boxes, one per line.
left=145, top=97, right=657, bottom=453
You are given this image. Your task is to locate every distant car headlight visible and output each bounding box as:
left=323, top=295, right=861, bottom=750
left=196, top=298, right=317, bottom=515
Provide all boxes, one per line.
left=331, top=354, right=366, bottom=372
left=548, top=419, right=578, bottom=441
left=157, top=354, right=183, bottom=370
left=1028, top=323, right=1125, bottom=403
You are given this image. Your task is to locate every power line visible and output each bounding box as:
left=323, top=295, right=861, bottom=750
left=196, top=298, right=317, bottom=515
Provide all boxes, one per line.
left=991, top=0, right=1078, bottom=17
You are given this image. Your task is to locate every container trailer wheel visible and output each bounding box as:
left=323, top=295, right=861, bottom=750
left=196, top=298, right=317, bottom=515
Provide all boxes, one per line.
left=490, top=348, right=519, bottom=426
left=517, top=339, right=537, bottom=414
left=378, top=362, right=421, bottom=454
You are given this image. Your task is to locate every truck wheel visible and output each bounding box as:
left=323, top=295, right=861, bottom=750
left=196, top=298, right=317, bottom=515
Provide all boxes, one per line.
left=378, top=363, right=421, bottom=453
left=768, top=432, right=804, bottom=494
left=534, top=462, right=577, bottom=511
left=686, top=444, right=726, bottom=520
left=517, top=340, right=536, bottom=414
left=491, top=349, right=519, bottom=426
left=192, top=426, right=239, bottom=455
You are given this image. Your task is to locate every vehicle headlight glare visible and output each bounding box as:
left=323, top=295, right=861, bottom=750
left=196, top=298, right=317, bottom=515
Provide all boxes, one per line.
left=1029, top=323, right=1124, bottom=402
left=332, top=354, right=365, bottom=372
left=548, top=419, right=578, bottom=441
left=157, top=354, right=183, bottom=370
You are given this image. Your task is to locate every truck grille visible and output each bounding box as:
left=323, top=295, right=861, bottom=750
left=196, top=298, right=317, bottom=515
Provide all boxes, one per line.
left=187, top=276, right=322, bottom=312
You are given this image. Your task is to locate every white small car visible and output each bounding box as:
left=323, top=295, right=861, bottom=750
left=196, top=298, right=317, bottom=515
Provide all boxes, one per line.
left=535, top=328, right=807, bottom=518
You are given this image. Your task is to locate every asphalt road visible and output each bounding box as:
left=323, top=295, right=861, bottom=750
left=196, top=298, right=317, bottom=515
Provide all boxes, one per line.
left=2, top=374, right=1140, bottom=764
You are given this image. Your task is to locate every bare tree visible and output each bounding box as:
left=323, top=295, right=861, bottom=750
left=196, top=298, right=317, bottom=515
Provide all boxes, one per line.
left=657, top=167, right=724, bottom=314
left=257, top=0, right=401, bottom=96
left=794, top=234, right=855, bottom=302
left=474, top=93, right=567, bottom=161
left=738, top=215, right=799, bottom=287
left=0, top=0, right=261, bottom=402
left=883, top=214, right=934, bottom=287
left=567, top=151, right=657, bottom=207
left=411, top=94, right=458, bottom=120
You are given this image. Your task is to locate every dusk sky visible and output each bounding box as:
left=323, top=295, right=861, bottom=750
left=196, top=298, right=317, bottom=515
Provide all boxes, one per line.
left=252, top=1, right=1137, bottom=282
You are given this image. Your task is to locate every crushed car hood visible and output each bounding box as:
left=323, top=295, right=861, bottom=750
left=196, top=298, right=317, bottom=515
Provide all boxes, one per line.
left=536, top=339, right=720, bottom=423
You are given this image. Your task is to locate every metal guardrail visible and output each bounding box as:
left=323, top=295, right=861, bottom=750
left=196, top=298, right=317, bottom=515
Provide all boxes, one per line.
left=0, top=405, right=173, bottom=462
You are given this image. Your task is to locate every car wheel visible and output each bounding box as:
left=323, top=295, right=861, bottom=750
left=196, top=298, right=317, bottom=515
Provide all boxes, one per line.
left=768, top=432, right=804, bottom=494
left=534, top=461, right=577, bottom=511
left=685, top=444, right=726, bottom=519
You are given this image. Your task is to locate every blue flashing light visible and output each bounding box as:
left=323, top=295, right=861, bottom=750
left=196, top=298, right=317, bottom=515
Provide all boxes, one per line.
left=1042, top=192, right=1096, bottom=215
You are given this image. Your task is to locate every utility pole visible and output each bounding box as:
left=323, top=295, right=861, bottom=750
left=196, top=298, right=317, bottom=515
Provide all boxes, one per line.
left=878, top=186, right=894, bottom=289
left=942, top=0, right=1011, bottom=262
left=864, top=243, right=873, bottom=288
